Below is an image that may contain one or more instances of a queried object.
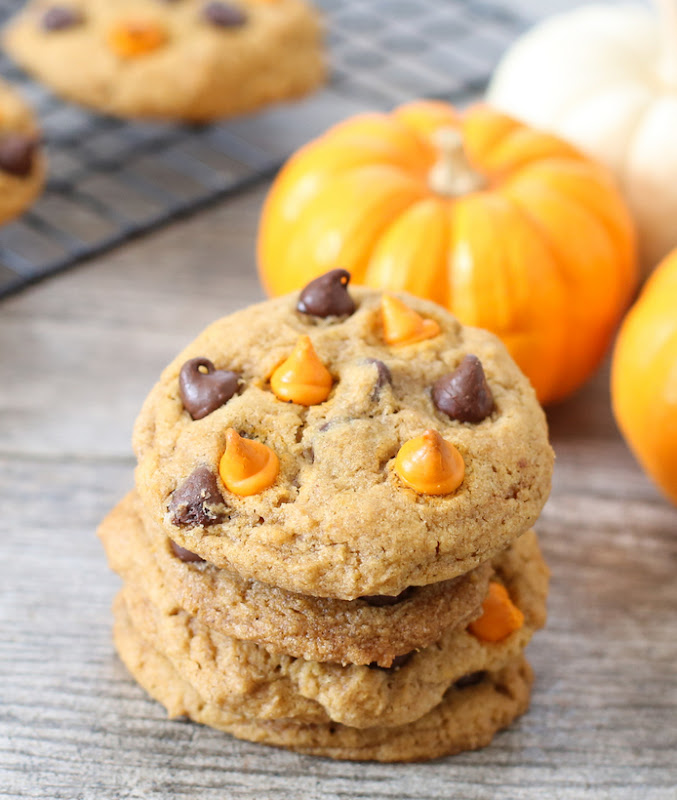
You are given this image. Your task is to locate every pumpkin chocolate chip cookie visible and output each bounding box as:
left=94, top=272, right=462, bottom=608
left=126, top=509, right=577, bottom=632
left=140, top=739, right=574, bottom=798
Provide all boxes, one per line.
left=4, top=0, right=326, bottom=121
left=99, top=491, right=494, bottom=667
left=100, top=269, right=553, bottom=760
left=133, top=278, right=553, bottom=599
left=0, top=78, right=45, bottom=224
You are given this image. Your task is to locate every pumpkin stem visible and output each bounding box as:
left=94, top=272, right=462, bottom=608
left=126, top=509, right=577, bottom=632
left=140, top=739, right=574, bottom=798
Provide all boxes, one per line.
left=656, top=0, right=677, bottom=86
left=428, top=127, right=487, bottom=198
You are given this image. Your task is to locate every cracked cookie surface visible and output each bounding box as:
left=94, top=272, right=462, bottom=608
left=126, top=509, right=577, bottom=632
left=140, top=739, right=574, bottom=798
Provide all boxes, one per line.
left=4, top=0, right=325, bottom=121
left=133, top=287, right=553, bottom=598
left=99, top=491, right=492, bottom=666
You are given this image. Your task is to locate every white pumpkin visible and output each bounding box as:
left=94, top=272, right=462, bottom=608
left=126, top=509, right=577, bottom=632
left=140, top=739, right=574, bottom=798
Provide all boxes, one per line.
left=487, top=0, right=677, bottom=273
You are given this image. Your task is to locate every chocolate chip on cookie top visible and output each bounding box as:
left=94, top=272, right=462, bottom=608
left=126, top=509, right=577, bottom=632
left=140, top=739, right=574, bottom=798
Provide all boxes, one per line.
left=0, top=134, right=37, bottom=177
left=433, top=355, right=494, bottom=424
left=41, top=6, right=84, bottom=31
left=270, top=335, right=333, bottom=405
left=219, top=429, right=279, bottom=496
left=179, top=357, right=240, bottom=420
left=381, top=294, right=440, bottom=345
left=168, top=466, right=227, bottom=528
left=202, top=1, right=248, bottom=27
left=297, top=269, right=356, bottom=318
left=394, top=430, right=465, bottom=495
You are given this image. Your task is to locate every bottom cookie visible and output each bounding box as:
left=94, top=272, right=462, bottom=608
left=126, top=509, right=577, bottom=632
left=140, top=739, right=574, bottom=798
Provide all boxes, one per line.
left=114, top=604, right=533, bottom=762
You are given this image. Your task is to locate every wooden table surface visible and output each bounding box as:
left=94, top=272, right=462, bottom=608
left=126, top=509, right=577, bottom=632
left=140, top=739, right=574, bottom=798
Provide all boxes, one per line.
left=1, top=181, right=677, bottom=800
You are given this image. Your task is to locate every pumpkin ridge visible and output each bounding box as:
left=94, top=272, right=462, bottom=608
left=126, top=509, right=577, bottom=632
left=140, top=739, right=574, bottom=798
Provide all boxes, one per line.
left=285, top=163, right=426, bottom=285
left=481, top=127, right=585, bottom=177
left=503, top=158, right=638, bottom=303
left=329, top=112, right=432, bottom=171
left=364, top=197, right=450, bottom=304
left=392, top=101, right=460, bottom=165
left=350, top=192, right=425, bottom=285
left=498, top=188, right=602, bottom=404
left=505, top=173, right=627, bottom=312
left=612, top=246, right=677, bottom=506
left=613, top=326, right=677, bottom=503
left=461, top=105, right=523, bottom=165
left=452, top=192, right=568, bottom=403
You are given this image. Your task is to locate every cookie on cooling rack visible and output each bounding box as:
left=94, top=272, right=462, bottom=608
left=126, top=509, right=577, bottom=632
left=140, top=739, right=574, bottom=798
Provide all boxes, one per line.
left=0, top=78, right=44, bottom=224
left=3, top=0, right=326, bottom=122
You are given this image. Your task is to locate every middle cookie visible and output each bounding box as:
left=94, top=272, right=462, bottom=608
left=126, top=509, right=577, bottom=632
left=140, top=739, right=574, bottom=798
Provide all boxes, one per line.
left=99, top=492, right=492, bottom=667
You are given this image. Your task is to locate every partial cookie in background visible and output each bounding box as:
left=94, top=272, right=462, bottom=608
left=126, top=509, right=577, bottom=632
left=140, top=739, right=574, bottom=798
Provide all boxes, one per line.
left=113, top=604, right=534, bottom=762
left=98, top=491, right=493, bottom=667
left=110, top=531, right=548, bottom=729
left=0, top=78, right=45, bottom=223
left=3, top=0, right=326, bottom=122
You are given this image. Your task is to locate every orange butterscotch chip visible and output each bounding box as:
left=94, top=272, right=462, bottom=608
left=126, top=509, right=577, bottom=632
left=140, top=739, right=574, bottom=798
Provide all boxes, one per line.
left=108, top=20, right=167, bottom=59
left=270, top=335, right=333, bottom=405
left=218, top=428, right=279, bottom=497
left=381, top=295, right=440, bottom=346
left=394, top=429, right=464, bottom=495
left=468, top=582, right=524, bottom=643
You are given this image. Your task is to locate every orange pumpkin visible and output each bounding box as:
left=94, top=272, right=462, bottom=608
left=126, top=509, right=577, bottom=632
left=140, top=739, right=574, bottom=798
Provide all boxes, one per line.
left=257, top=101, right=637, bottom=405
left=612, top=250, right=677, bottom=505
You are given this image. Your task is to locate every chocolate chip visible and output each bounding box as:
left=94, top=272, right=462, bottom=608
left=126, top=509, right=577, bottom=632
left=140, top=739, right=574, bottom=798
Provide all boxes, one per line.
left=368, top=652, right=414, bottom=671
left=361, top=586, right=415, bottom=607
left=169, top=467, right=227, bottom=528
left=169, top=539, right=205, bottom=563
left=202, top=1, right=247, bottom=27
left=42, top=6, right=83, bottom=31
left=454, top=670, right=487, bottom=689
left=179, top=357, right=240, bottom=420
left=297, top=269, right=356, bottom=318
left=432, top=354, right=494, bottom=423
left=363, top=358, right=392, bottom=400
left=0, top=134, right=37, bottom=178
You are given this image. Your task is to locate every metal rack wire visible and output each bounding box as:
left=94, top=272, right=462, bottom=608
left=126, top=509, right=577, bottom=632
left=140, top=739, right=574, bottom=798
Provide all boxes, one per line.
left=0, top=0, right=526, bottom=299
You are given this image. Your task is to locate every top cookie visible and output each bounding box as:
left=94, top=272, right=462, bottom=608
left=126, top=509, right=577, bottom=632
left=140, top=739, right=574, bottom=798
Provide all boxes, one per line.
left=133, top=277, right=553, bottom=599
left=4, top=0, right=325, bottom=122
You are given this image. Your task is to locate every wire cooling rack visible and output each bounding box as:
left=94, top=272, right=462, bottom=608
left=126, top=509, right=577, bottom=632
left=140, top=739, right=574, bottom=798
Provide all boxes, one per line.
left=0, top=0, right=527, bottom=300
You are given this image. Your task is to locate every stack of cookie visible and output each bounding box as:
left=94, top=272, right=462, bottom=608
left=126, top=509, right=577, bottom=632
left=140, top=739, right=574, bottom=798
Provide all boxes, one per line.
left=99, top=271, right=553, bottom=762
